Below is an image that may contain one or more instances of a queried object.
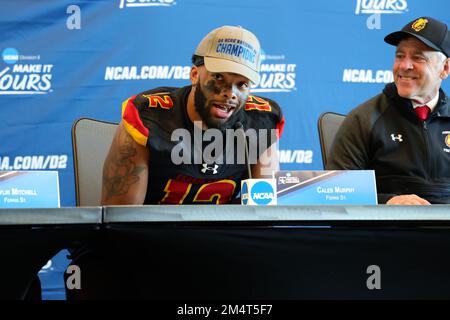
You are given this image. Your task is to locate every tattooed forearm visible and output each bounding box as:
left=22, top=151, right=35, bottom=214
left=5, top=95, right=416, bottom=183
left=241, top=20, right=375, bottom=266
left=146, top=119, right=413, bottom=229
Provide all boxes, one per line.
left=103, top=129, right=146, bottom=200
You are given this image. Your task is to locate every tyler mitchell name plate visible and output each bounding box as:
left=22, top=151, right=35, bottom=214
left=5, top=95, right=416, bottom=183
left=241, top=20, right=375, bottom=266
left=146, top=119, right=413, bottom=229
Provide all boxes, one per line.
left=0, top=171, right=60, bottom=208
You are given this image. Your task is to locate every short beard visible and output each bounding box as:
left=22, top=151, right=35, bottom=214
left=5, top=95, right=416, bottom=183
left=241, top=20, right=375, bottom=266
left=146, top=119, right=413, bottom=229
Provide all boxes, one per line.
left=194, top=82, right=242, bottom=131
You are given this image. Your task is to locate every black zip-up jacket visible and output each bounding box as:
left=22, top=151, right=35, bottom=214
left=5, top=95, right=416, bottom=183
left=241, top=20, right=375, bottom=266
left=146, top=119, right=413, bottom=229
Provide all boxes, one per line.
left=327, top=83, right=450, bottom=204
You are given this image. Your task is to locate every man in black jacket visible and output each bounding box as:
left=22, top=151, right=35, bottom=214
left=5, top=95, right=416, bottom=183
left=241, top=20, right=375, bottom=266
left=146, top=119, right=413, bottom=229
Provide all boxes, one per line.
left=327, top=17, right=450, bottom=204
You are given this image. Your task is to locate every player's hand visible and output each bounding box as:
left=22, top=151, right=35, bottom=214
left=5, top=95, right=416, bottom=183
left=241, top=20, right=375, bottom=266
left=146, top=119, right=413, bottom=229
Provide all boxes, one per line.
left=386, top=194, right=431, bottom=205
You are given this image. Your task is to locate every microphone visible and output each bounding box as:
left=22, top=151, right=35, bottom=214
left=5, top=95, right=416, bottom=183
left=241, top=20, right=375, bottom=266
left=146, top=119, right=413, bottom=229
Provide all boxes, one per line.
left=234, top=121, right=252, bottom=180
left=235, top=121, right=277, bottom=205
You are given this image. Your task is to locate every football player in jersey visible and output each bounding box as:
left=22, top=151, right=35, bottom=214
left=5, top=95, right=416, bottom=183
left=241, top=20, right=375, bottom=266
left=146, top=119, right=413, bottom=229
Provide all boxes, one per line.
left=101, top=25, right=285, bottom=205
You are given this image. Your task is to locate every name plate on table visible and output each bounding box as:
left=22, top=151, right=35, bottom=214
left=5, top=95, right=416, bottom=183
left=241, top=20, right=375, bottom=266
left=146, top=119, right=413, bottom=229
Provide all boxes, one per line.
left=275, top=170, right=377, bottom=205
left=0, top=171, right=60, bottom=208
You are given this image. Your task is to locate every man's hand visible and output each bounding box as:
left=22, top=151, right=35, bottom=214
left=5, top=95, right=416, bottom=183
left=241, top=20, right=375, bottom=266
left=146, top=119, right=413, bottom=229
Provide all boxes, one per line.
left=386, top=194, right=431, bottom=205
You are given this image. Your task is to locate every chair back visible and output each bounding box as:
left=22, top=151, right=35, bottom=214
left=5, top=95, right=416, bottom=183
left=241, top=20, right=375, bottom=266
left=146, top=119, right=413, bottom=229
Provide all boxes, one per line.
left=72, top=118, right=118, bottom=206
left=318, top=112, right=346, bottom=168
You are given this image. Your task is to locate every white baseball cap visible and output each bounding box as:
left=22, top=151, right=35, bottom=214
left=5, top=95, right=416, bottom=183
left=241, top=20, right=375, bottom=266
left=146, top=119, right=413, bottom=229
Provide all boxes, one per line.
left=195, top=26, right=261, bottom=84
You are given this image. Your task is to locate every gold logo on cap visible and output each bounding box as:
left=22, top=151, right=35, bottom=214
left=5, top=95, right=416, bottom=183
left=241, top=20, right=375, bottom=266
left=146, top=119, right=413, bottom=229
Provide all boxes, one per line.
left=445, top=134, right=450, bottom=148
left=412, top=18, right=428, bottom=32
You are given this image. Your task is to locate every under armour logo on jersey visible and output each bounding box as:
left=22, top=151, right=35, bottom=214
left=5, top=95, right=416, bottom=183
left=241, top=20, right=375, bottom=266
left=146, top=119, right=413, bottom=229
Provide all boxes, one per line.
left=391, top=134, right=403, bottom=142
left=201, top=163, right=219, bottom=174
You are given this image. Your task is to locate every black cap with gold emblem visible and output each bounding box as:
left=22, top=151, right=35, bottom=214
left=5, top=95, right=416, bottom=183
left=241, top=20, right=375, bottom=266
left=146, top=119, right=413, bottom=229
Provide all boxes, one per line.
left=384, top=16, right=450, bottom=57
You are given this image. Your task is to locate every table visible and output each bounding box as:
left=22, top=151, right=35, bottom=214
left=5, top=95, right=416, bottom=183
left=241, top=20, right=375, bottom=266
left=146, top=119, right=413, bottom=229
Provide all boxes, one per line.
left=80, top=205, right=450, bottom=299
left=0, top=207, right=101, bottom=299
left=3, top=205, right=450, bottom=299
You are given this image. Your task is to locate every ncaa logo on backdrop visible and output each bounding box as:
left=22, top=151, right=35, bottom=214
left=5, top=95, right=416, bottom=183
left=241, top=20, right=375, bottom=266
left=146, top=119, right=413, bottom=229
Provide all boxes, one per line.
left=3, top=48, right=19, bottom=64
left=252, top=49, right=296, bottom=93
left=119, top=0, right=176, bottom=9
left=0, top=48, right=53, bottom=95
left=355, top=0, right=408, bottom=15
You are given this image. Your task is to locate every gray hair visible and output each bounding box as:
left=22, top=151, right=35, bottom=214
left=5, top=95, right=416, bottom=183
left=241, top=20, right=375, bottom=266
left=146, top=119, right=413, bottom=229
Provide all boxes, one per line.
left=436, top=51, right=447, bottom=63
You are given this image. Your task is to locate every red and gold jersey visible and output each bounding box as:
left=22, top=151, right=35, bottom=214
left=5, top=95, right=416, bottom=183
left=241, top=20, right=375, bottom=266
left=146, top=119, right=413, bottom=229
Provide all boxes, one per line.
left=121, top=85, right=284, bottom=204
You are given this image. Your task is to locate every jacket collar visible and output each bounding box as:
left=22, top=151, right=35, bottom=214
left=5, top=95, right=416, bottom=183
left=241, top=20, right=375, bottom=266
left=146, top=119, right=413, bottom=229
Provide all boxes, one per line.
left=383, top=82, right=450, bottom=117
